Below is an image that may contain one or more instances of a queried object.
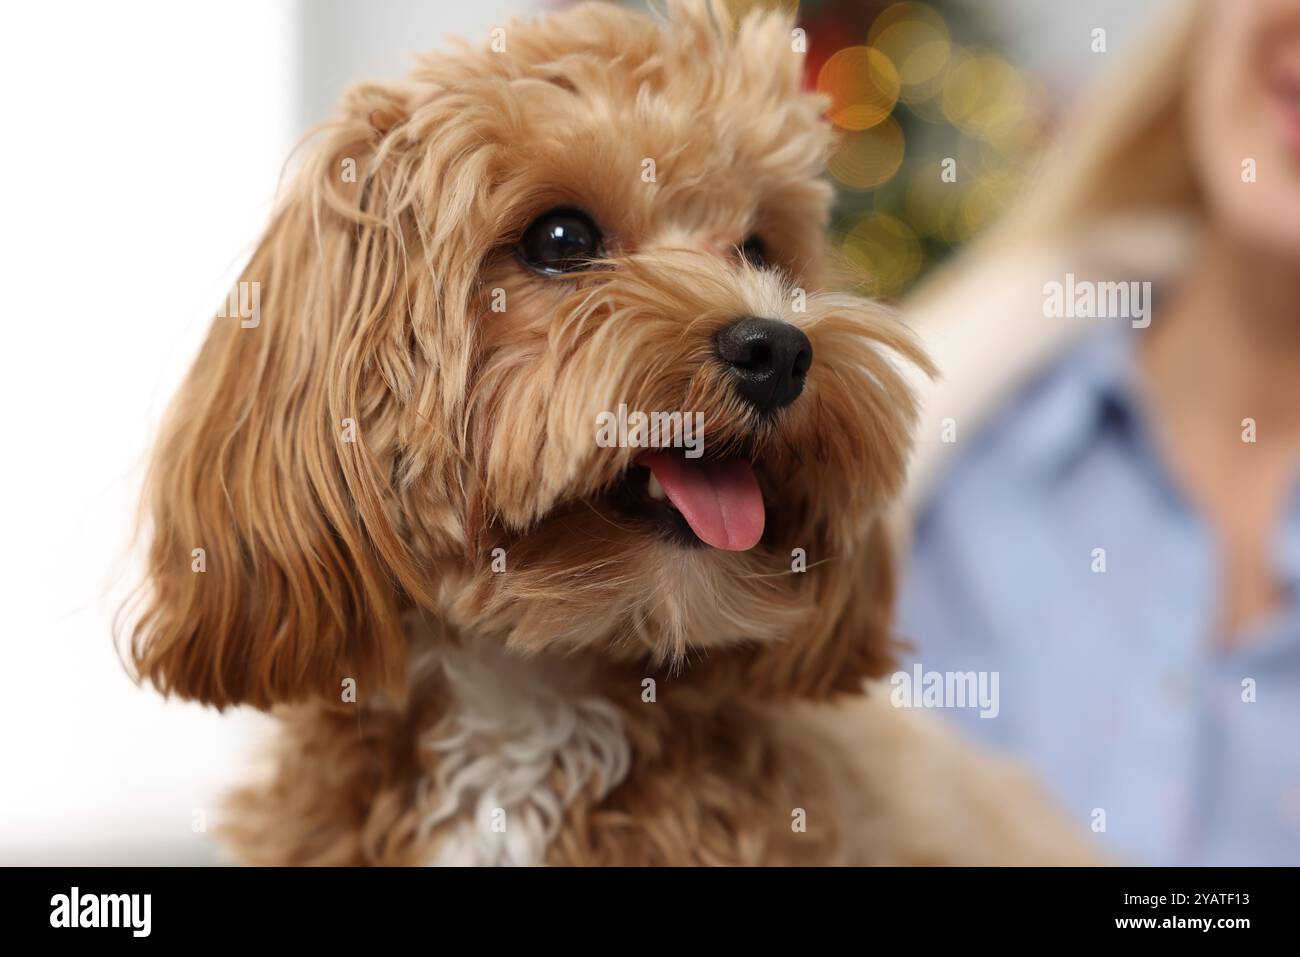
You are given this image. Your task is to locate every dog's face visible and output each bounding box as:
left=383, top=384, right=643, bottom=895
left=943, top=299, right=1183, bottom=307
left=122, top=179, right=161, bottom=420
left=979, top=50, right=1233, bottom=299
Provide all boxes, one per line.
left=127, top=0, right=927, bottom=709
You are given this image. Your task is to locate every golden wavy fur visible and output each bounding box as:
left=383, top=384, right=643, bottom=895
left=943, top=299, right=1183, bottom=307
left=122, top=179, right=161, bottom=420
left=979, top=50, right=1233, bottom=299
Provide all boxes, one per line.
left=122, top=0, right=1098, bottom=865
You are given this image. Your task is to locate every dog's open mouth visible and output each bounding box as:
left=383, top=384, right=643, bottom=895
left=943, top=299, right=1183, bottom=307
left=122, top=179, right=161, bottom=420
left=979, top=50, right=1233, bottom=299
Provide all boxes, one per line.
left=609, top=450, right=766, bottom=551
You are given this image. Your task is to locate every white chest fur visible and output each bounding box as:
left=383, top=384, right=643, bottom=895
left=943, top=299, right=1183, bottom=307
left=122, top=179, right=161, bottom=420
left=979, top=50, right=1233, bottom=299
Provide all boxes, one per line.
left=416, top=640, right=631, bottom=866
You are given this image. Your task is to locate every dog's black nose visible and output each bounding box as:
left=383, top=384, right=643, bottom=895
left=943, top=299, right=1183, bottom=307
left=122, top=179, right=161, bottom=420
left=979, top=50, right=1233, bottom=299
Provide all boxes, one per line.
left=715, top=317, right=812, bottom=412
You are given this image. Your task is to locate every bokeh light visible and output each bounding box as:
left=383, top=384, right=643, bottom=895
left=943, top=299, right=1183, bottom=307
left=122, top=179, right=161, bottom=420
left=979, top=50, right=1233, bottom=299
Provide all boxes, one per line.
left=901, top=42, right=972, bottom=124
left=827, top=116, right=906, bottom=190
left=842, top=212, right=924, bottom=297
left=941, top=52, right=1027, bottom=143
left=818, top=46, right=900, bottom=131
left=869, top=2, right=951, bottom=90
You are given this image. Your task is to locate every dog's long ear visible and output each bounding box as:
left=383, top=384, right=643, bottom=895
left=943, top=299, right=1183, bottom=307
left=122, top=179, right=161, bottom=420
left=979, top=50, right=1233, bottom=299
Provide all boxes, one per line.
left=125, top=83, right=444, bottom=710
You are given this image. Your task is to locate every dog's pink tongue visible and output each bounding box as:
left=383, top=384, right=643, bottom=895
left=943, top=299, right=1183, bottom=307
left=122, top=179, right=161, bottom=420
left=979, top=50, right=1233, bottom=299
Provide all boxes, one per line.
left=641, top=453, right=765, bottom=551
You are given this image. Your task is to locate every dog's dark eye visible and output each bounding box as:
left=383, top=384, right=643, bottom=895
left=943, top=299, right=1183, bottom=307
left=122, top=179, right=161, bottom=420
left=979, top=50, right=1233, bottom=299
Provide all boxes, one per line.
left=739, top=234, right=768, bottom=269
left=517, top=208, right=603, bottom=274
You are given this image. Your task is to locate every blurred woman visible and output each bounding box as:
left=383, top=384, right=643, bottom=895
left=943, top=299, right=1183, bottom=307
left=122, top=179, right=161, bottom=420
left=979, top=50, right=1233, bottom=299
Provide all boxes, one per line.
left=898, top=0, right=1300, bottom=864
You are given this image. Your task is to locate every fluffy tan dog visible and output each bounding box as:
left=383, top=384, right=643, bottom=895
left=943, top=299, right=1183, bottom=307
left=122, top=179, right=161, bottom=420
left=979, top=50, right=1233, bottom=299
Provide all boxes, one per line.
left=124, top=0, right=1097, bottom=865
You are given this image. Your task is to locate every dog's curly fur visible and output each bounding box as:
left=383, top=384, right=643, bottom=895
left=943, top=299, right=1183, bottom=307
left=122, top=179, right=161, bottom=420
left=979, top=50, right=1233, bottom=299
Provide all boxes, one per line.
left=122, top=0, right=1097, bottom=865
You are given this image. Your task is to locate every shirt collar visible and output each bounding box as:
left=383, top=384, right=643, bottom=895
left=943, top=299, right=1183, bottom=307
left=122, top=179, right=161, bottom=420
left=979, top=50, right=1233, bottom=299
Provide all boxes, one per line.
left=1005, top=322, right=1300, bottom=599
left=1008, top=322, right=1145, bottom=480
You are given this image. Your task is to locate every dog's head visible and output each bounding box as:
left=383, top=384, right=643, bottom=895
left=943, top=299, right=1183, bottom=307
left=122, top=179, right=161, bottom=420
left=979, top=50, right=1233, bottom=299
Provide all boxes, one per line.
left=126, top=0, right=929, bottom=710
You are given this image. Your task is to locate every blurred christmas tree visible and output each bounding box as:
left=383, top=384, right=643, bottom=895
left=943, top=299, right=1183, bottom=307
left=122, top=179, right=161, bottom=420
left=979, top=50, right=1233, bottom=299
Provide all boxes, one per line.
left=795, top=0, right=1044, bottom=298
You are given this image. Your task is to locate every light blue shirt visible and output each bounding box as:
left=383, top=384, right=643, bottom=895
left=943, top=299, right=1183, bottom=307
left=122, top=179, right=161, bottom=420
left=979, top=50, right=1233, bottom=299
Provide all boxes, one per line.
left=898, top=325, right=1300, bottom=865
